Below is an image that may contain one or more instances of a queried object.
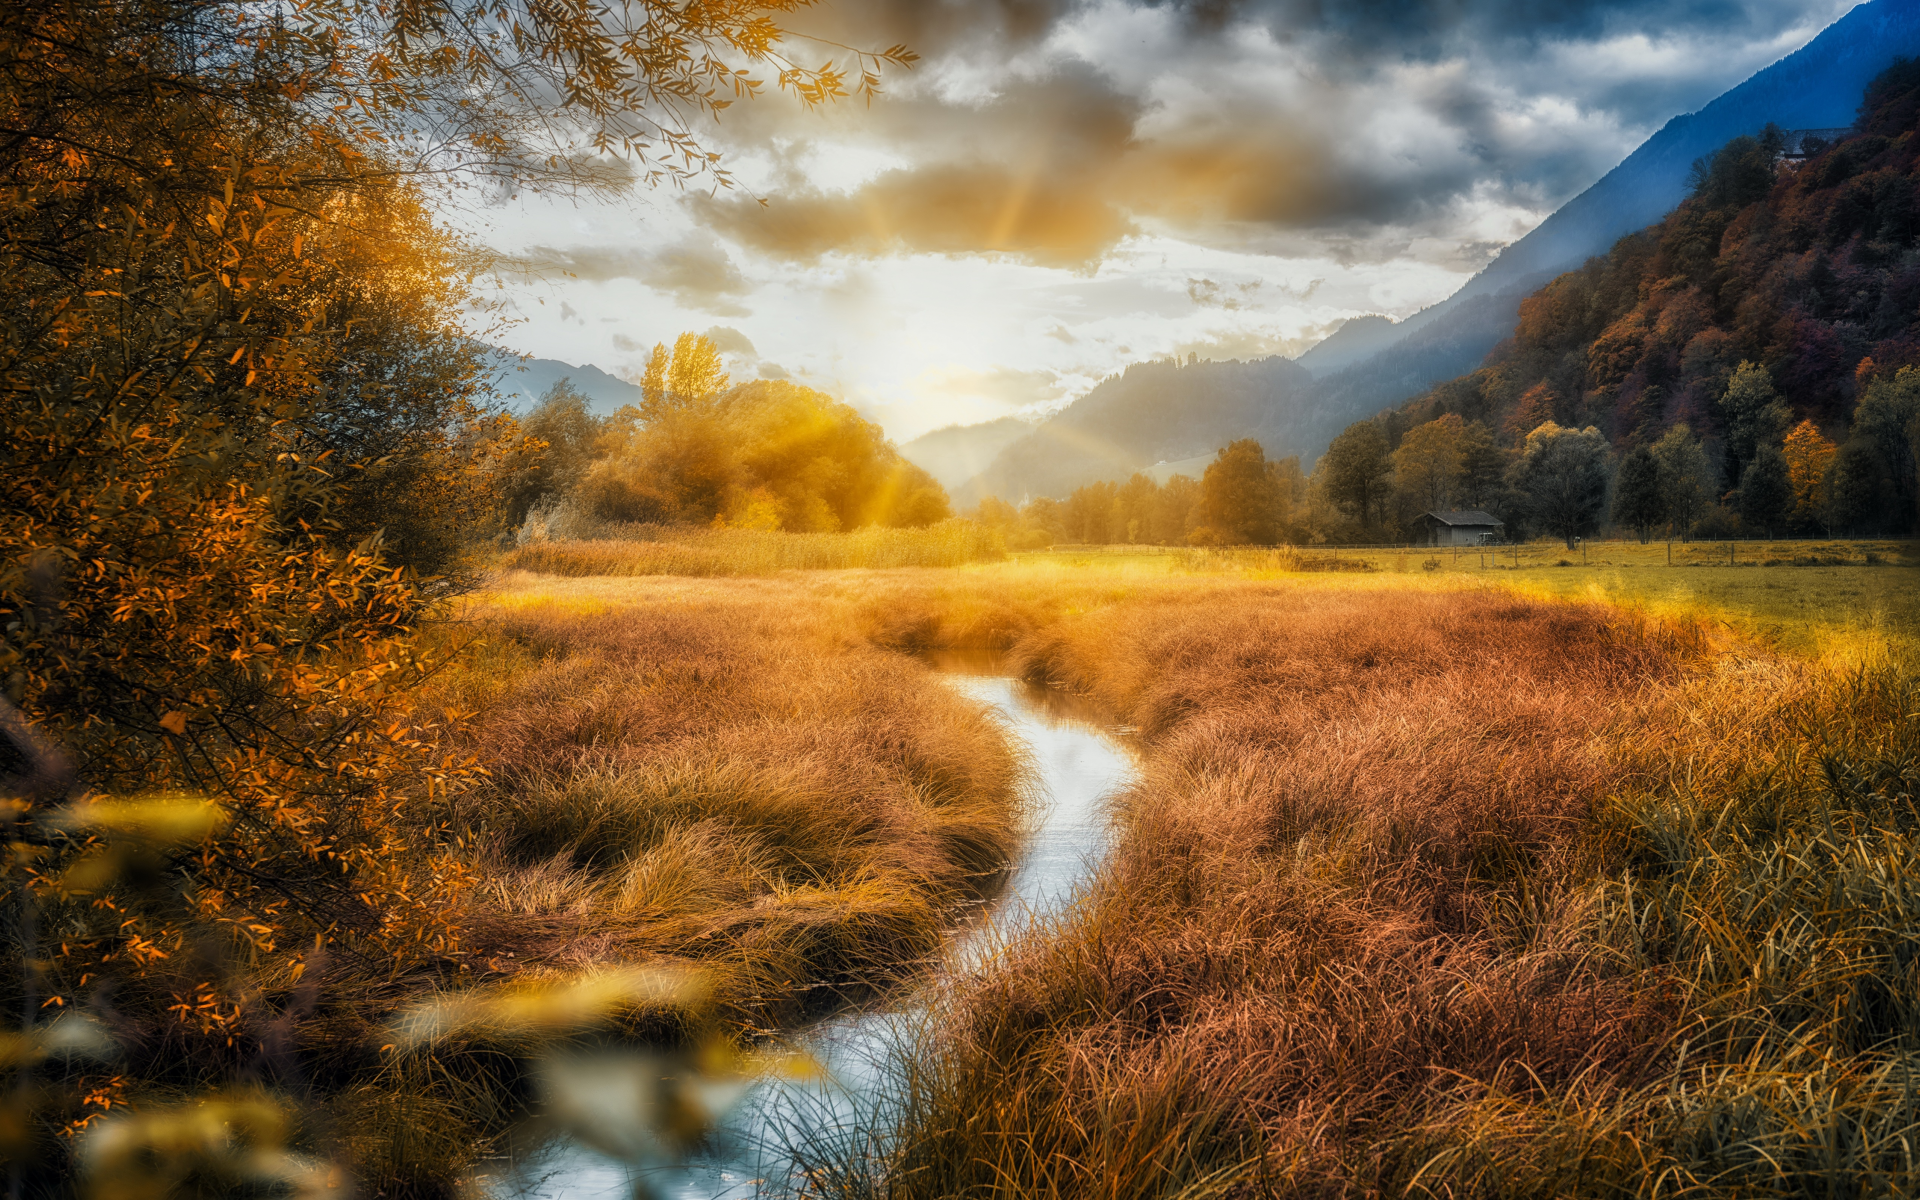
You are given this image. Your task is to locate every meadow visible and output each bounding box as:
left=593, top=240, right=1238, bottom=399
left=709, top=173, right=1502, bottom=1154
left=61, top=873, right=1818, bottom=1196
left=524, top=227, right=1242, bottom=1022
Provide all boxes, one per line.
left=388, top=534, right=1918, bottom=1194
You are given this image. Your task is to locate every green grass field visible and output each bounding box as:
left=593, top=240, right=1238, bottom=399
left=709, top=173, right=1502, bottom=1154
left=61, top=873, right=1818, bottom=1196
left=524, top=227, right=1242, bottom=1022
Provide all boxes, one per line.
left=1012, top=538, right=1920, bottom=662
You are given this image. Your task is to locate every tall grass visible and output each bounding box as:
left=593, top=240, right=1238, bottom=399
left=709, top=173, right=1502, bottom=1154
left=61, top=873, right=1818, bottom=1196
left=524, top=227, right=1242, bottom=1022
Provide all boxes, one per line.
left=502, top=519, right=1006, bottom=577
left=413, top=565, right=1920, bottom=1197
left=431, top=593, right=1031, bottom=1023
left=762, top=565, right=1920, bottom=1198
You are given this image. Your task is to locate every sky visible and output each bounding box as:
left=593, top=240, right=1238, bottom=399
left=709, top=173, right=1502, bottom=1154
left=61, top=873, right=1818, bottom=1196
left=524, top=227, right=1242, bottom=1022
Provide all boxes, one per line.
left=453, top=0, right=1858, bottom=443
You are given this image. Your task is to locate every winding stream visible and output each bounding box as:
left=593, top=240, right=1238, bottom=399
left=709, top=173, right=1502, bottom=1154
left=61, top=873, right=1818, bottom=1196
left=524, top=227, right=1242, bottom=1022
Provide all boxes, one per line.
left=495, top=655, right=1137, bottom=1199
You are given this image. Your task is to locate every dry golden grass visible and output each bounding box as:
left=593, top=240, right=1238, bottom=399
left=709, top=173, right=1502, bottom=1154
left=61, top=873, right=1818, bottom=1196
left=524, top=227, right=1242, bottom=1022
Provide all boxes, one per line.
left=391, top=554, right=1920, bottom=1196
left=431, top=583, right=1028, bottom=1025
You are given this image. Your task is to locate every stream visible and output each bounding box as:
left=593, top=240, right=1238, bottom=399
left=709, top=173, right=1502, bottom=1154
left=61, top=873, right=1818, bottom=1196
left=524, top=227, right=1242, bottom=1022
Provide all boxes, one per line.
left=494, top=654, right=1137, bottom=1199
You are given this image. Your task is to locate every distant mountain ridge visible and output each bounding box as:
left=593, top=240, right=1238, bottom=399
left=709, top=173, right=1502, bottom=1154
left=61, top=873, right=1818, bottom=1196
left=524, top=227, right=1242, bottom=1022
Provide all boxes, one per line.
left=955, top=356, right=1317, bottom=503
left=485, top=350, right=641, bottom=415
left=1295, top=314, right=1403, bottom=377
left=898, top=418, right=1034, bottom=492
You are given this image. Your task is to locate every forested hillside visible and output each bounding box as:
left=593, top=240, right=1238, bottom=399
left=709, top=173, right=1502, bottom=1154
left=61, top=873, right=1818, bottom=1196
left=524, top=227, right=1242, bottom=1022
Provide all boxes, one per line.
left=1384, top=60, right=1920, bottom=535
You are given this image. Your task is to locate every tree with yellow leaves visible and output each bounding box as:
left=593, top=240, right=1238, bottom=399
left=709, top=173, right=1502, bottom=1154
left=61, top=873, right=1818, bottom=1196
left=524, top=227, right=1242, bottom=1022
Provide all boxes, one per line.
left=635, top=333, right=733, bottom=421
left=1782, top=419, right=1838, bottom=534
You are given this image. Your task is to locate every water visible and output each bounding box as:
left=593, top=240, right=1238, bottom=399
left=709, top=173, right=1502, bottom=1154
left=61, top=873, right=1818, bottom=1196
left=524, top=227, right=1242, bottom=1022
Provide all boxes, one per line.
left=493, top=657, right=1137, bottom=1199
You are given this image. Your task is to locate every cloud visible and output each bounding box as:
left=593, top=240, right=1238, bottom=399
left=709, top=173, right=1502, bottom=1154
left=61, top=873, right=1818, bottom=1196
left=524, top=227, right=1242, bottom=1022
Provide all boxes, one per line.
left=701, top=325, right=759, bottom=357
left=523, top=235, right=754, bottom=316
left=917, top=364, right=1071, bottom=413
left=677, top=0, right=1849, bottom=267
left=1187, top=278, right=1264, bottom=310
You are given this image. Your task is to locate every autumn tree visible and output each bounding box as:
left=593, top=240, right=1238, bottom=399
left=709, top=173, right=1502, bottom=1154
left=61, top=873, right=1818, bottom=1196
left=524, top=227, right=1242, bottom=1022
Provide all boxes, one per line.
left=1392, top=414, right=1467, bottom=515
left=1652, top=424, right=1713, bottom=540
left=0, top=0, right=914, bottom=1181
left=1510, top=423, right=1613, bottom=548
left=636, top=333, right=733, bottom=420
left=1196, top=440, right=1283, bottom=545
left=1781, top=419, right=1837, bottom=533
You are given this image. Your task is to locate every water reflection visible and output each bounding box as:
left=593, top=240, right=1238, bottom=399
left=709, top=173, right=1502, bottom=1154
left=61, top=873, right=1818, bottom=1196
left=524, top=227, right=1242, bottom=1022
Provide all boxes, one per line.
left=494, top=656, right=1136, bottom=1200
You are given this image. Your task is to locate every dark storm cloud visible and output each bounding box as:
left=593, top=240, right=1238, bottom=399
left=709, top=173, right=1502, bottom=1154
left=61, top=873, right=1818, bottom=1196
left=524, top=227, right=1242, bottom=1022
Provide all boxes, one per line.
left=687, top=0, right=1851, bottom=266
left=1144, top=0, right=1813, bottom=46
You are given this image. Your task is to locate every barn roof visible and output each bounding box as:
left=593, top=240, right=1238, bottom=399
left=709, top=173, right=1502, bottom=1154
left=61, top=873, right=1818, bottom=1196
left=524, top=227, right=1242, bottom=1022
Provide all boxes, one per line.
left=1418, top=509, right=1504, bottom=526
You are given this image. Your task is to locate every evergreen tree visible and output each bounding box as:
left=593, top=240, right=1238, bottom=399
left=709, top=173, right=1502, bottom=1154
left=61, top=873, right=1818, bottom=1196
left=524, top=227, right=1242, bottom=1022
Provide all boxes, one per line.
left=1611, top=446, right=1665, bottom=542
left=1456, top=421, right=1507, bottom=508
left=1829, top=440, right=1892, bottom=534
left=1738, top=445, right=1792, bottom=537
left=1851, top=367, right=1920, bottom=532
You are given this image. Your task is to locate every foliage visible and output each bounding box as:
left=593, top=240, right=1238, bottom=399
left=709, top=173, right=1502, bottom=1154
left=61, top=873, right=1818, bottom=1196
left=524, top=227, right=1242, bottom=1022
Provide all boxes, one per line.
left=0, top=0, right=917, bottom=1186
left=500, top=379, right=606, bottom=529
left=1651, top=423, right=1713, bottom=539
left=1720, top=360, right=1792, bottom=486
left=1391, top=412, right=1468, bottom=513
left=635, top=332, right=731, bottom=422
left=575, top=370, right=950, bottom=533
left=1321, top=420, right=1394, bottom=528
left=1738, top=443, right=1793, bottom=536
left=1509, top=422, right=1613, bottom=547
left=1196, top=439, right=1285, bottom=545
left=1782, top=419, right=1838, bottom=532
left=1850, top=364, right=1920, bottom=528
left=1611, top=444, right=1665, bottom=542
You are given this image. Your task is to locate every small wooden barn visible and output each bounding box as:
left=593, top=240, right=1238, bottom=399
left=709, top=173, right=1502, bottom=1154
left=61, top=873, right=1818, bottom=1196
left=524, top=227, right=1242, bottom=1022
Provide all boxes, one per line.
left=1409, top=509, right=1504, bottom=546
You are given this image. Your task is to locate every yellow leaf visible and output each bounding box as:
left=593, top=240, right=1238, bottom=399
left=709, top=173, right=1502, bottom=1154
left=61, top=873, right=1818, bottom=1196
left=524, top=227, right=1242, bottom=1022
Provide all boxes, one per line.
left=159, top=712, right=187, bottom=735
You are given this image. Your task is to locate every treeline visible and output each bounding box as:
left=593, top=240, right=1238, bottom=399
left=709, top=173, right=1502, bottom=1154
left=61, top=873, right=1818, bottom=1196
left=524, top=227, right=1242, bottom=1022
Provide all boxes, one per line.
left=511, top=334, right=949, bottom=537
left=1378, top=60, right=1920, bottom=539
left=980, top=358, right=1911, bottom=550
left=965, top=440, right=1308, bottom=548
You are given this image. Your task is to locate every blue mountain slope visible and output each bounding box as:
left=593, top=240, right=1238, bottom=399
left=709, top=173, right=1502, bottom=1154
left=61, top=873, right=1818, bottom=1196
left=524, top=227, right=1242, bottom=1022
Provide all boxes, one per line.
left=484, top=350, right=641, bottom=415
left=1324, top=0, right=1920, bottom=384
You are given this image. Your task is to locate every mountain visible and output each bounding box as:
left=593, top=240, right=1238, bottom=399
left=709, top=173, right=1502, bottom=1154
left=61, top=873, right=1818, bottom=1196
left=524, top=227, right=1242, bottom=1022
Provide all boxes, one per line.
left=957, top=356, right=1314, bottom=503
left=484, top=350, right=642, bottom=415
left=1295, top=314, right=1404, bottom=377
left=1296, top=0, right=1920, bottom=418
left=1382, top=58, right=1920, bottom=531
left=898, top=418, right=1035, bottom=492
